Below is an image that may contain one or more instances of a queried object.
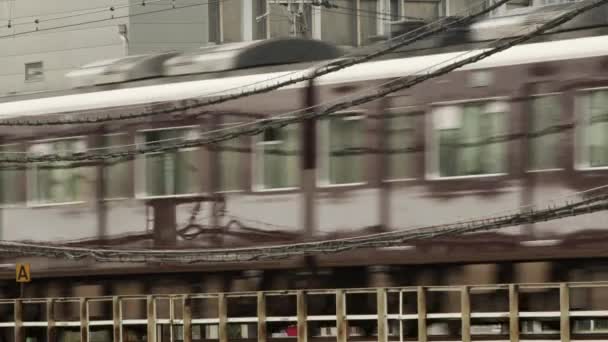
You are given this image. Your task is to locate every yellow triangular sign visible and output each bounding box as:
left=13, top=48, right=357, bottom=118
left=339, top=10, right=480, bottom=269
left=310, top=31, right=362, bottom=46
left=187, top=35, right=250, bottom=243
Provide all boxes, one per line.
left=16, top=263, right=30, bottom=283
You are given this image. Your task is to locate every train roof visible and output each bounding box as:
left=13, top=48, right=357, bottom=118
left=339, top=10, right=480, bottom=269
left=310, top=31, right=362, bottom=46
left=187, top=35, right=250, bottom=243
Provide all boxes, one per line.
left=2, top=30, right=608, bottom=120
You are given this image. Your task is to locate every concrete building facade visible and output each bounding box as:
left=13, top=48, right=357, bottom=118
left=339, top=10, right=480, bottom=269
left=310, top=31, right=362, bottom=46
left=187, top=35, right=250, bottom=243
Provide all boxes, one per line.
left=0, top=0, right=547, bottom=97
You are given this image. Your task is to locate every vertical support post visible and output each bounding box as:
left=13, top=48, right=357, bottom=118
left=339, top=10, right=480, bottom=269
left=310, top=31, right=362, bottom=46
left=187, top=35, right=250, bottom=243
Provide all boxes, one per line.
left=183, top=295, right=192, bottom=342
left=355, top=0, right=362, bottom=46
left=218, top=293, right=228, bottom=342
left=417, top=287, right=427, bottom=342
left=14, top=299, right=23, bottom=342
left=242, top=0, right=253, bottom=41
left=301, top=78, right=318, bottom=238
left=399, top=291, right=403, bottom=342
left=80, top=298, right=89, bottom=342
left=297, top=291, right=308, bottom=342
left=113, top=297, right=121, bottom=342
left=169, top=297, right=175, bottom=342
left=377, top=288, right=388, bottom=342
left=377, top=98, right=391, bottom=229
left=461, top=286, right=471, bottom=342
left=311, top=2, right=322, bottom=39
left=218, top=0, right=224, bottom=43
left=257, top=292, right=266, bottom=342
left=147, top=296, right=156, bottom=342
left=265, top=0, right=271, bottom=39
left=560, top=283, right=571, bottom=342
left=208, top=115, right=224, bottom=246
left=92, top=132, right=107, bottom=240
left=509, top=284, right=519, bottom=342
left=47, top=299, right=55, bottom=342
left=336, top=290, right=347, bottom=342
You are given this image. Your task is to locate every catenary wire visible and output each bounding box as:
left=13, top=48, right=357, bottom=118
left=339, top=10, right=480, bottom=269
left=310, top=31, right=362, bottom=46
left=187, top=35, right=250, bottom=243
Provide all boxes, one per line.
left=0, top=182, right=605, bottom=263
left=0, top=0, right=179, bottom=24
left=0, top=0, right=593, bottom=164
left=0, top=0, right=230, bottom=39
left=0, top=0, right=510, bottom=126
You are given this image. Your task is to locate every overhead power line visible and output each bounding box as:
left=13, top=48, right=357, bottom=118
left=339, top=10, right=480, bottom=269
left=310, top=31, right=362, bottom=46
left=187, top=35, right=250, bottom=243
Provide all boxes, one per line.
left=0, top=0, right=600, bottom=165
left=1, top=0, right=176, bottom=28
left=0, top=0, right=230, bottom=39
left=0, top=183, right=606, bottom=263
left=0, top=0, right=509, bottom=127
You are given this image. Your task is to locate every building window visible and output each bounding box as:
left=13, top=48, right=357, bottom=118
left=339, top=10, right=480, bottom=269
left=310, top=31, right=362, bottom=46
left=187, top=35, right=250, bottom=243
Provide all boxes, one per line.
left=528, top=95, right=562, bottom=171
left=321, top=0, right=356, bottom=46
left=402, top=0, right=444, bottom=21
left=103, top=134, right=131, bottom=199
left=25, top=62, right=44, bottom=81
left=578, top=89, right=608, bottom=168
left=139, top=127, right=201, bottom=197
left=385, top=111, right=416, bottom=180
left=254, top=124, right=299, bottom=190
left=28, top=138, right=86, bottom=204
left=321, top=113, right=366, bottom=185
left=433, top=101, right=508, bottom=178
left=0, top=144, right=23, bottom=205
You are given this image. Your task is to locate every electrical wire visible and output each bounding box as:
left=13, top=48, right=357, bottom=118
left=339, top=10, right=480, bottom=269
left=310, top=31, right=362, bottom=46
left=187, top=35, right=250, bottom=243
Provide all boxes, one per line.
left=0, top=0, right=230, bottom=39
left=314, top=1, right=425, bottom=21
left=0, top=0, right=598, bottom=165
left=0, top=0, right=509, bottom=126
left=0, top=181, right=606, bottom=263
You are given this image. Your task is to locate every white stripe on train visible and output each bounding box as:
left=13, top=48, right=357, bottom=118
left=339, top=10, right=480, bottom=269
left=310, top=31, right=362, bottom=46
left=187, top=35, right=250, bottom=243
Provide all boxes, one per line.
left=1, top=34, right=608, bottom=119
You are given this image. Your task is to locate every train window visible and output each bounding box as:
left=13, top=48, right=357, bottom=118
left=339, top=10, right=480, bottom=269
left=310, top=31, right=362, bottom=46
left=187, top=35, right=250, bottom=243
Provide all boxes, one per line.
left=0, top=144, right=23, bottom=205
left=320, top=113, right=366, bottom=185
left=528, top=95, right=562, bottom=171
left=28, top=138, right=86, bottom=205
left=578, top=89, right=608, bottom=169
left=385, top=112, right=416, bottom=180
left=432, top=101, right=508, bottom=178
left=254, top=124, right=299, bottom=190
left=103, top=133, right=131, bottom=199
left=137, top=127, right=201, bottom=198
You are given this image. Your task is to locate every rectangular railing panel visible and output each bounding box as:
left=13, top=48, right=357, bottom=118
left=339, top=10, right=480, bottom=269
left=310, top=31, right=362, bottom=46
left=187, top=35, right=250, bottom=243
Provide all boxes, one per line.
left=3, top=281, right=608, bottom=342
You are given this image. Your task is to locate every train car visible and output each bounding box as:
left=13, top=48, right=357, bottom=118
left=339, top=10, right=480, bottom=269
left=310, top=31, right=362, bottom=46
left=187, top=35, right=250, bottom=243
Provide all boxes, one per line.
left=1, top=4, right=608, bottom=340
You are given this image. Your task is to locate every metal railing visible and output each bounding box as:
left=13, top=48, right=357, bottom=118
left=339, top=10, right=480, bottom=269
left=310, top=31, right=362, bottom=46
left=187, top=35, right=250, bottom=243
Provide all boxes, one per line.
left=2, top=281, right=608, bottom=341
